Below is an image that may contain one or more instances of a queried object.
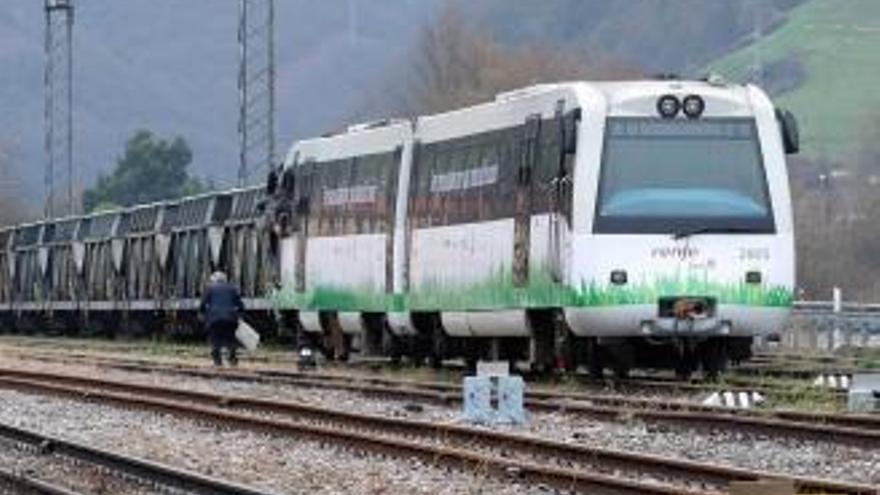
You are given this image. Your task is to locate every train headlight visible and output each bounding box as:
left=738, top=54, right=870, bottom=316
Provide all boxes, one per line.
left=657, top=95, right=680, bottom=119
left=745, top=271, right=762, bottom=285
left=610, top=270, right=628, bottom=285
left=682, top=95, right=705, bottom=119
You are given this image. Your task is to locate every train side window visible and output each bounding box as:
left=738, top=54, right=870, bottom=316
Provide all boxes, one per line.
left=482, top=139, right=500, bottom=221
left=562, top=109, right=580, bottom=156
left=409, top=146, right=423, bottom=228
left=314, top=161, right=329, bottom=235
left=337, top=159, right=354, bottom=235
left=431, top=147, right=450, bottom=226
left=355, top=154, right=380, bottom=233
left=452, top=145, right=473, bottom=225
left=498, top=128, right=517, bottom=216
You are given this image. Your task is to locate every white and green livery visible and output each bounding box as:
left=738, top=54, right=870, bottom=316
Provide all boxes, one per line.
left=270, top=79, right=799, bottom=376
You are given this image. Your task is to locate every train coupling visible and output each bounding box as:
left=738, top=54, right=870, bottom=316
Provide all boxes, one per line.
left=640, top=296, right=731, bottom=335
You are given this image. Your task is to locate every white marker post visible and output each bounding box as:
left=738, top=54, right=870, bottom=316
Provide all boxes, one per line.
left=463, top=361, right=525, bottom=425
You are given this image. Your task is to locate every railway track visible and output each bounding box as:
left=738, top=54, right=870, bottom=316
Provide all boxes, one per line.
left=0, top=367, right=875, bottom=495
left=731, top=363, right=859, bottom=379
left=751, top=351, right=861, bottom=366
left=0, top=467, right=81, bottom=495
left=6, top=346, right=849, bottom=404
left=0, top=337, right=853, bottom=400
left=0, top=419, right=271, bottom=495
left=5, top=351, right=870, bottom=444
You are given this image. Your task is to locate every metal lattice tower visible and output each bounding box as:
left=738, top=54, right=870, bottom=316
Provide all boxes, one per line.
left=238, top=0, right=276, bottom=186
left=44, top=0, right=74, bottom=218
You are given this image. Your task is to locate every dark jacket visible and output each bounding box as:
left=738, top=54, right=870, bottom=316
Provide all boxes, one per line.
left=199, top=281, right=245, bottom=326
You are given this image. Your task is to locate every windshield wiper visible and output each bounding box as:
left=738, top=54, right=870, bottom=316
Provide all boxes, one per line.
left=671, top=226, right=758, bottom=240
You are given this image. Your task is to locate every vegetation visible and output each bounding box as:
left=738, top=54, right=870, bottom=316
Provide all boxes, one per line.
left=374, top=5, right=638, bottom=116
left=709, top=0, right=880, bottom=162
left=853, top=348, right=880, bottom=370
left=368, top=2, right=880, bottom=302
left=82, top=130, right=206, bottom=213
left=758, top=379, right=844, bottom=413
left=704, top=0, right=880, bottom=301
left=791, top=117, right=880, bottom=301
left=472, top=0, right=806, bottom=74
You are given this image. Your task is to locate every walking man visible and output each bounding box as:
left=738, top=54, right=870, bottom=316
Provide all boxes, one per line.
left=199, top=271, right=245, bottom=366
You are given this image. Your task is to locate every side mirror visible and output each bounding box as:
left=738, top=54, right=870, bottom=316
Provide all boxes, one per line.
left=776, top=108, right=800, bottom=155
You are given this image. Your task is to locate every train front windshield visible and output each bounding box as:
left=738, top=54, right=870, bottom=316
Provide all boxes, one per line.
left=594, top=118, right=775, bottom=234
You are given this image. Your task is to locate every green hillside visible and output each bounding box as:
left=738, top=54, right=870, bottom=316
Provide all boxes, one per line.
left=708, top=0, right=880, bottom=162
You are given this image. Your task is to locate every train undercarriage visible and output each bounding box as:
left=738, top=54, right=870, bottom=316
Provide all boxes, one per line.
left=0, top=305, right=755, bottom=380
left=281, top=308, right=755, bottom=380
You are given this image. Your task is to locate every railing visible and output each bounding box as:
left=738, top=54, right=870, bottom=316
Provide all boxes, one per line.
left=793, top=301, right=880, bottom=314
left=782, top=301, right=880, bottom=351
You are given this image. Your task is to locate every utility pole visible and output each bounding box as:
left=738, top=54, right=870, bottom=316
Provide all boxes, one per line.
left=238, top=0, right=276, bottom=187
left=44, top=0, right=74, bottom=218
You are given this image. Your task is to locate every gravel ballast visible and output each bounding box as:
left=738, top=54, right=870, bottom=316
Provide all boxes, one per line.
left=0, top=389, right=560, bottom=495
left=0, top=437, right=162, bottom=495
left=1, top=353, right=878, bottom=488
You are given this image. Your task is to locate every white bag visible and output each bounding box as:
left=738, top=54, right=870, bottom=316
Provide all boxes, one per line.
left=235, top=319, right=260, bottom=351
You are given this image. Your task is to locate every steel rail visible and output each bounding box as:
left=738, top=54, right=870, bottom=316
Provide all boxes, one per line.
left=0, top=368, right=876, bottom=495
left=3, top=344, right=853, bottom=404
left=0, top=374, right=715, bottom=495
left=751, top=352, right=860, bottom=365
left=0, top=419, right=272, bottom=495
left=8, top=349, right=850, bottom=406
left=0, top=467, right=84, bottom=495
left=3, top=353, right=869, bottom=436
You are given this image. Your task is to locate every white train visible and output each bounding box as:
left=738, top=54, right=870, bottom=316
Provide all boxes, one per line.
left=267, top=79, right=800, bottom=377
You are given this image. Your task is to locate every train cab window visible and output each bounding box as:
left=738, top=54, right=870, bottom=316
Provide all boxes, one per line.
left=594, top=118, right=775, bottom=234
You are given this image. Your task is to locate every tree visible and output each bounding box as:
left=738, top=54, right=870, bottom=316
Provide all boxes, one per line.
left=791, top=114, right=880, bottom=302
left=365, top=4, right=639, bottom=118
left=82, top=130, right=206, bottom=212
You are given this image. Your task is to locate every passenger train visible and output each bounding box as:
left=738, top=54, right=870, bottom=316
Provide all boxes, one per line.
left=268, top=79, right=800, bottom=377
left=0, top=79, right=800, bottom=378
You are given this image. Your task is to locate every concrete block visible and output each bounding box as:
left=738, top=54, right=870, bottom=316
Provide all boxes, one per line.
left=497, top=375, right=525, bottom=424
left=463, top=376, right=492, bottom=423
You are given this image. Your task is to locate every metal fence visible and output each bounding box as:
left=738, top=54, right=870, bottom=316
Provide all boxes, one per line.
left=780, top=301, right=880, bottom=351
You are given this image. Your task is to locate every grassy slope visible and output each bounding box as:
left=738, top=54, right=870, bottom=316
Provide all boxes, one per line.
left=707, top=0, right=880, bottom=162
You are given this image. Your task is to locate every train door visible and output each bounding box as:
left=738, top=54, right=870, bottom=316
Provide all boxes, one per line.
left=548, top=103, right=579, bottom=283
left=513, top=114, right=541, bottom=287
left=294, top=162, right=314, bottom=293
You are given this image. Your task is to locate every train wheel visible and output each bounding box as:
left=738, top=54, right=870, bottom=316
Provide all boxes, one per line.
left=430, top=322, right=447, bottom=370
left=674, top=339, right=697, bottom=381
left=320, top=312, right=347, bottom=361
left=360, top=313, right=385, bottom=357
left=526, top=309, right=559, bottom=374
left=382, top=328, right=403, bottom=367
left=600, top=339, right=633, bottom=380
left=462, top=340, right=486, bottom=375
left=585, top=338, right=604, bottom=379
left=612, top=361, right=631, bottom=379
left=338, top=334, right=352, bottom=362
left=699, top=338, right=728, bottom=381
